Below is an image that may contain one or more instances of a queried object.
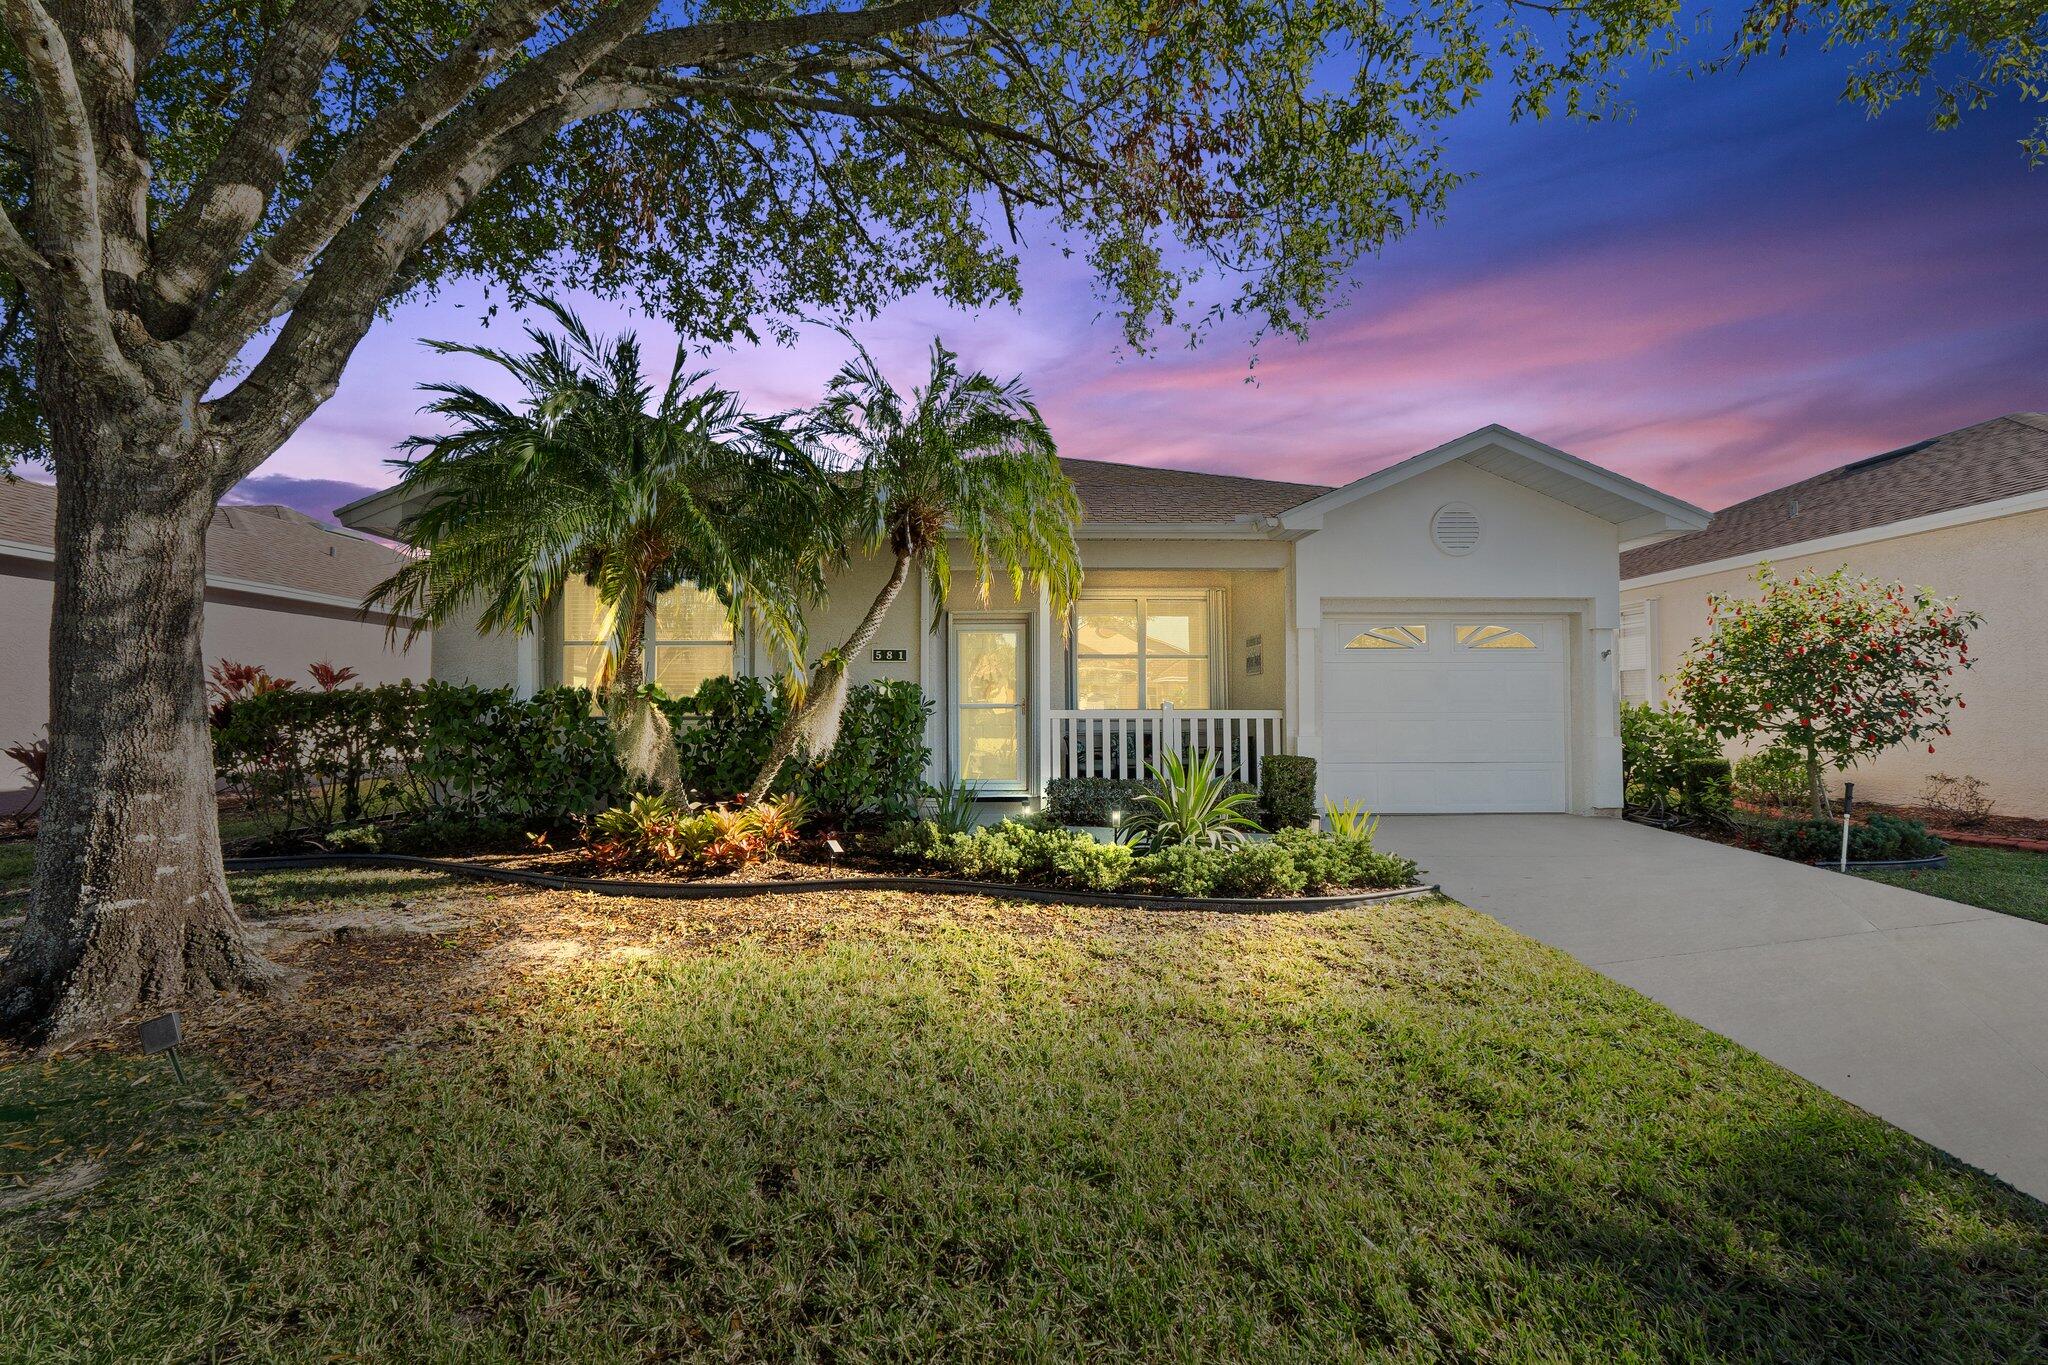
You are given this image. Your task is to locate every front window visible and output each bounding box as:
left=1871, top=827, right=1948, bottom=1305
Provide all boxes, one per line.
left=556, top=577, right=735, bottom=693
left=1073, top=595, right=1211, bottom=709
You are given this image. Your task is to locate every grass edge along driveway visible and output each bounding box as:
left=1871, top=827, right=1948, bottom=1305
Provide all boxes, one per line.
left=5, top=883, right=2046, bottom=1361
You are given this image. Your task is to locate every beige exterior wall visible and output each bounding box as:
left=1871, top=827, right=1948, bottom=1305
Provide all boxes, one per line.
left=1623, top=507, right=2048, bottom=814
left=1, top=556, right=430, bottom=791
left=431, top=597, right=527, bottom=689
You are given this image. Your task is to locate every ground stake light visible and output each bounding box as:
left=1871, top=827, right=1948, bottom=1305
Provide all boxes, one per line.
left=139, top=1011, right=188, bottom=1085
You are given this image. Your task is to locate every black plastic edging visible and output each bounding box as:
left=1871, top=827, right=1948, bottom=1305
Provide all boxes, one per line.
left=222, top=852, right=1438, bottom=915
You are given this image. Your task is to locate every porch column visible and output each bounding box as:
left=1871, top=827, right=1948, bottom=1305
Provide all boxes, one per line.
left=1031, top=583, right=1055, bottom=804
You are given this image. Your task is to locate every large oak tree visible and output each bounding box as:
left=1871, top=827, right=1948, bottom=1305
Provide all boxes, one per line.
left=0, top=1, right=2040, bottom=1042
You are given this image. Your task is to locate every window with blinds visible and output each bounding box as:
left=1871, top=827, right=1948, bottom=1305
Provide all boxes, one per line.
left=556, top=577, right=735, bottom=695
left=1616, top=603, right=1652, bottom=707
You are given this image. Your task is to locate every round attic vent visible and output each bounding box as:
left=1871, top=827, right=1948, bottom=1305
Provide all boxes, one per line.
left=1430, top=502, right=1481, bottom=556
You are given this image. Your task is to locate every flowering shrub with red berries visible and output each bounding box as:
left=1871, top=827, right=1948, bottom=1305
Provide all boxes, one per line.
left=1672, top=565, right=1979, bottom=816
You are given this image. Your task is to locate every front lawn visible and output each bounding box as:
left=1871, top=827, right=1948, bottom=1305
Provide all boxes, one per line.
left=1856, top=844, right=2048, bottom=925
left=4, top=874, right=2046, bottom=1359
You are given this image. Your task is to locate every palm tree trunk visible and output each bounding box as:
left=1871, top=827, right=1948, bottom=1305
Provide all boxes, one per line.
left=747, top=550, right=916, bottom=802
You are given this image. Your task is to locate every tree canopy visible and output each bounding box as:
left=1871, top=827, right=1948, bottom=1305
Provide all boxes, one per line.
left=2, top=0, right=2043, bottom=476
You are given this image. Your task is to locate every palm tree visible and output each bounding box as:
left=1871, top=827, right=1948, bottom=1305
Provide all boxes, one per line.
left=367, top=301, right=827, bottom=742
left=747, top=336, right=1082, bottom=801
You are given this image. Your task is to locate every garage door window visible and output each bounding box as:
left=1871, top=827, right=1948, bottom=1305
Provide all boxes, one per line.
left=1456, top=624, right=1537, bottom=650
left=1344, top=624, right=1427, bottom=650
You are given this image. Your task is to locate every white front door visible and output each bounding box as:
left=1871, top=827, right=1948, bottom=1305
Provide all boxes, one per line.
left=1320, top=615, right=1569, bottom=813
left=951, top=619, right=1029, bottom=794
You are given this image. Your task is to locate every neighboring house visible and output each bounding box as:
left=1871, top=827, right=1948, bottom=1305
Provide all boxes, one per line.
left=340, top=425, right=1707, bottom=815
left=1622, top=412, right=2048, bottom=814
left=1, top=478, right=430, bottom=797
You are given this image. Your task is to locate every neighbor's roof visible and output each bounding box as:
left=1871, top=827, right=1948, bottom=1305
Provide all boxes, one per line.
left=0, top=477, right=413, bottom=606
left=1622, top=413, right=2048, bottom=580
left=1057, top=457, right=1332, bottom=524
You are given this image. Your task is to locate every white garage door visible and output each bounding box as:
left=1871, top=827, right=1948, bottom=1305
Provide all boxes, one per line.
left=1321, top=615, right=1569, bottom=813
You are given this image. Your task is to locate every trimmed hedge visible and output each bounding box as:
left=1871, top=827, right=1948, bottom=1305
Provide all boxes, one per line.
left=1758, top=812, right=1945, bottom=863
left=872, top=817, right=1418, bottom=898
left=214, top=683, right=623, bottom=840
left=1682, top=757, right=1734, bottom=818
left=1259, top=755, right=1317, bottom=830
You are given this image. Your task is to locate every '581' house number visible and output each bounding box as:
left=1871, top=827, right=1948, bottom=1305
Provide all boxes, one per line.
left=871, top=648, right=908, bottom=662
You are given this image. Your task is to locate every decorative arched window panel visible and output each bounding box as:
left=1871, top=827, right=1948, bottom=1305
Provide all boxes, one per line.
left=1456, top=624, right=1536, bottom=650
left=1344, top=624, right=1427, bottom=650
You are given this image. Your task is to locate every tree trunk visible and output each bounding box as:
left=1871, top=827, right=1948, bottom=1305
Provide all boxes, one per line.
left=747, top=550, right=915, bottom=803
left=1806, top=747, right=1830, bottom=819
left=0, top=426, right=280, bottom=1045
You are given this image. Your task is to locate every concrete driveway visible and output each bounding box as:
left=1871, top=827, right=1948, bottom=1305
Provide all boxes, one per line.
left=1379, top=814, right=2048, bottom=1202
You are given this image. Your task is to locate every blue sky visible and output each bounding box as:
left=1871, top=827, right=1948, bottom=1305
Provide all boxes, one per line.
left=231, top=40, right=2046, bottom=522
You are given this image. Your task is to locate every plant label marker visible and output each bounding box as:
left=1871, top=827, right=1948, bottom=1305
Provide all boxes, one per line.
left=139, top=1011, right=188, bottom=1085
left=1839, top=781, right=1856, bottom=872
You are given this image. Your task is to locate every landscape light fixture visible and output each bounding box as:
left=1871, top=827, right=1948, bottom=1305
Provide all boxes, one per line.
left=139, top=1011, right=188, bottom=1085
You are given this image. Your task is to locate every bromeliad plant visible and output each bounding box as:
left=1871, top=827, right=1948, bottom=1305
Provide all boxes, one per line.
left=1673, top=565, right=1980, bottom=817
left=1323, top=800, right=1380, bottom=843
left=1119, top=751, right=1262, bottom=851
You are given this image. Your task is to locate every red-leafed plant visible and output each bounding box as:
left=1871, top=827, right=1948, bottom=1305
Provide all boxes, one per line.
left=206, top=659, right=294, bottom=727
left=4, top=732, right=49, bottom=833
left=1673, top=565, right=1980, bottom=817
left=308, top=660, right=360, bottom=692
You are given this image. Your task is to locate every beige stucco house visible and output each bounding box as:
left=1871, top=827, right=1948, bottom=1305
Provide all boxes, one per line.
left=1621, top=412, right=2048, bottom=815
left=341, top=425, right=1707, bottom=815
left=0, top=478, right=430, bottom=800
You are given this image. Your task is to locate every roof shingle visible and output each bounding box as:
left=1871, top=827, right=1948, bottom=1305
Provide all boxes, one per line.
left=1621, top=413, right=2048, bottom=580
left=1057, top=457, right=1330, bottom=524
left=0, top=477, right=413, bottom=603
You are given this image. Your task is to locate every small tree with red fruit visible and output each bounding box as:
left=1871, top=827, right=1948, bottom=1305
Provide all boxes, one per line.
left=1672, top=565, right=1980, bottom=818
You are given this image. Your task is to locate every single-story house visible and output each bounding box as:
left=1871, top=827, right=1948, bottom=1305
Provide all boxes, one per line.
left=1622, top=412, right=2048, bottom=814
left=339, top=425, right=1708, bottom=815
left=1, top=478, right=430, bottom=798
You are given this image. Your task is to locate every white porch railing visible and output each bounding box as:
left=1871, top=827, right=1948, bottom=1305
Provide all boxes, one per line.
left=1046, top=706, right=1285, bottom=786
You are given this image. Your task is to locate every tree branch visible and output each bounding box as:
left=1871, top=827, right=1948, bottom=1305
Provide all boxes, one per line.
left=182, top=0, right=563, bottom=371
left=0, top=0, right=139, bottom=392
left=143, top=0, right=376, bottom=327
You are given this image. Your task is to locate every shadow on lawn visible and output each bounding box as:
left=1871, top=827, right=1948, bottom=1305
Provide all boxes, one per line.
left=1504, top=1109, right=2046, bottom=1356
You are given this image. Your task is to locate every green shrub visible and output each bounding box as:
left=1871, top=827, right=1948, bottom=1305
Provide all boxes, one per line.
left=936, top=827, right=1025, bottom=882
left=1135, top=843, right=1230, bottom=897
left=1259, top=755, right=1317, bottom=830
left=667, top=676, right=931, bottom=825
left=1681, top=757, right=1734, bottom=818
left=1050, top=837, right=1134, bottom=891
left=1269, top=828, right=1420, bottom=892
left=1734, top=745, right=1810, bottom=809
left=1620, top=703, right=1721, bottom=816
left=665, top=676, right=782, bottom=801
left=1045, top=777, right=1145, bottom=826
left=1759, top=813, right=1945, bottom=863
left=868, top=818, right=948, bottom=863
left=1214, top=843, right=1306, bottom=897
left=215, top=681, right=622, bottom=839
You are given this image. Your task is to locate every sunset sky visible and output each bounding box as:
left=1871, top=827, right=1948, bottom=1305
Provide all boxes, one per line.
left=230, top=41, right=2047, bottom=524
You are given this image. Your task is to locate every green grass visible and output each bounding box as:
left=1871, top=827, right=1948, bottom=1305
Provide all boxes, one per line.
left=4, top=891, right=2046, bottom=1359
left=1856, top=844, right=2048, bottom=924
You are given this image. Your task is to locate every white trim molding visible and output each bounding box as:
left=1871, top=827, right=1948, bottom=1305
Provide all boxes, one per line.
left=1622, top=486, right=2048, bottom=590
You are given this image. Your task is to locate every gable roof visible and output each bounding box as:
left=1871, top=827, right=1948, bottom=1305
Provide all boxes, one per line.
left=0, top=477, right=414, bottom=608
left=1279, top=424, right=1709, bottom=540
left=1621, top=413, right=2048, bottom=581
left=1056, top=457, right=1331, bottom=525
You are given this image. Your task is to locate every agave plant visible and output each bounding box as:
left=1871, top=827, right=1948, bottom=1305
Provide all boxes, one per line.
left=1324, top=800, right=1380, bottom=843
left=1119, top=750, right=1261, bottom=851
left=924, top=778, right=982, bottom=835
